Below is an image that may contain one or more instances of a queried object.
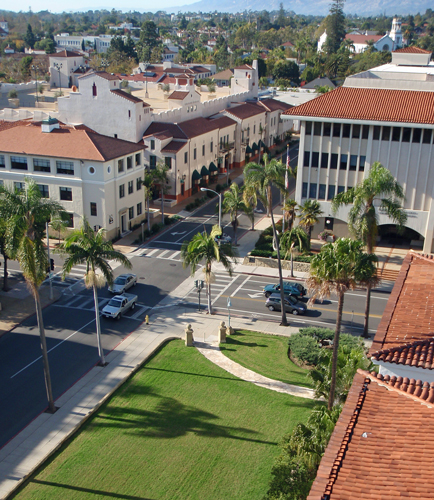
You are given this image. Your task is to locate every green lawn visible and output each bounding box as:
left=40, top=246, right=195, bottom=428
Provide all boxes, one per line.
left=220, top=330, right=314, bottom=389
left=14, top=340, right=316, bottom=500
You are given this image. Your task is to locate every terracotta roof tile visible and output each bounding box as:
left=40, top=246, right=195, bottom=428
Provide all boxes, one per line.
left=283, top=87, right=434, bottom=125
left=168, top=91, right=190, bottom=100
left=79, top=71, right=120, bottom=81
left=161, top=140, right=187, bottom=153
left=110, top=88, right=149, bottom=105
left=143, top=122, right=187, bottom=140
left=234, top=64, right=253, bottom=70
left=393, top=46, right=432, bottom=54
left=308, top=370, right=434, bottom=500
left=258, top=98, right=293, bottom=112
left=372, top=337, right=434, bottom=369
left=224, top=102, right=266, bottom=120
left=345, top=34, right=384, bottom=44
left=52, top=49, right=82, bottom=58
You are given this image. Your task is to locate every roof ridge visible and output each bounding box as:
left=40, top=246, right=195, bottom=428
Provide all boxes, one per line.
left=82, top=129, right=108, bottom=162
left=362, top=370, right=434, bottom=406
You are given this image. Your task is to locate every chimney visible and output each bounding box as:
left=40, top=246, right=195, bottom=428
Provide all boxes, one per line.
left=41, top=116, right=60, bottom=133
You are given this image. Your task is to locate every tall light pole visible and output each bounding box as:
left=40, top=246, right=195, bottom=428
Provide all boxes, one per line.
left=31, top=64, right=39, bottom=103
left=53, top=62, right=62, bottom=94
left=201, top=187, right=221, bottom=230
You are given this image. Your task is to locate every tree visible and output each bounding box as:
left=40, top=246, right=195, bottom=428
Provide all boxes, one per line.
left=59, top=218, right=132, bottom=366
left=298, top=199, right=323, bottom=244
left=152, top=163, right=171, bottom=225
left=331, top=161, right=406, bottom=337
left=24, top=23, right=36, bottom=49
left=0, top=180, right=64, bottom=413
left=0, top=220, right=10, bottom=291
left=181, top=225, right=238, bottom=314
left=273, top=59, right=300, bottom=85
left=243, top=183, right=258, bottom=231
left=137, top=20, right=159, bottom=62
left=280, top=226, right=310, bottom=277
left=245, top=156, right=289, bottom=326
left=49, top=214, right=68, bottom=245
left=324, top=0, right=346, bottom=54
left=222, top=183, right=249, bottom=246
left=283, top=198, right=298, bottom=231
left=276, top=2, right=286, bottom=28
left=307, top=238, right=378, bottom=409
left=142, top=171, right=156, bottom=233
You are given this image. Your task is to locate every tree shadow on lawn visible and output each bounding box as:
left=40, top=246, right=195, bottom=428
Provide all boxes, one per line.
left=141, top=366, right=248, bottom=383
left=92, top=387, right=278, bottom=446
left=222, top=332, right=268, bottom=349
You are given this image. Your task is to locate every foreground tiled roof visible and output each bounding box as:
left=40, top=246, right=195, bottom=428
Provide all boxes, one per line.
left=369, top=252, right=434, bottom=355
left=0, top=122, right=143, bottom=162
left=308, top=370, right=434, bottom=500
left=372, top=337, right=434, bottom=369
left=393, top=46, right=432, bottom=54
left=369, top=371, right=434, bottom=401
left=283, top=86, right=434, bottom=125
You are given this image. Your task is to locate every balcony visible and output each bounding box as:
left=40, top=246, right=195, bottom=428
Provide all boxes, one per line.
left=219, top=141, right=235, bottom=153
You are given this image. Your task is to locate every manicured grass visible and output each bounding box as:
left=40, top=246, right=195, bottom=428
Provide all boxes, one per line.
left=220, top=330, right=314, bottom=389
left=14, top=340, right=316, bottom=500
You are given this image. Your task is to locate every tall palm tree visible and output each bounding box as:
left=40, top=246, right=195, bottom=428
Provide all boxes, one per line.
left=153, top=163, right=171, bottom=225
left=59, top=218, right=132, bottom=366
left=280, top=226, right=310, bottom=277
left=245, top=155, right=289, bottom=326
left=242, top=183, right=258, bottom=231
left=0, top=180, right=64, bottom=413
left=307, top=238, right=378, bottom=410
left=298, top=199, right=324, bottom=244
left=181, top=225, right=238, bottom=314
left=283, top=198, right=298, bottom=232
left=332, top=162, right=406, bottom=337
left=222, top=183, right=249, bottom=246
left=142, top=171, right=156, bottom=233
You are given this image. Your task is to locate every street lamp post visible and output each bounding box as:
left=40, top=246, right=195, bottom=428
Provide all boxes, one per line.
left=200, top=187, right=222, bottom=230
left=53, top=62, right=62, bottom=94
left=141, top=222, right=145, bottom=244
left=31, top=64, right=39, bottom=103
left=144, top=61, right=149, bottom=98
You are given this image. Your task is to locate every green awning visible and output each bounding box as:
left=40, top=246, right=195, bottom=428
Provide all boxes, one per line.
left=258, top=140, right=266, bottom=148
left=209, top=161, right=218, bottom=172
left=245, top=145, right=253, bottom=154
left=192, top=170, right=201, bottom=182
left=252, top=142, right=258, bottom=151
left=201, top=165, right=209, bottom=177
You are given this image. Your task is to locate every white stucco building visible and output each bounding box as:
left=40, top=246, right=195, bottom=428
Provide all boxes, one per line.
left=49, top=50, right=86, bottom=90
left=283, top=47, right=434, bottom=253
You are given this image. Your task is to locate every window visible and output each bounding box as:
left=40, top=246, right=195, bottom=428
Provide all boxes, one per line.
left=402, top=128, right=411, bottom=143
left=184, top=152, right=188, bottom=163
left=137, top=202, right=142, bottom=216
left=92, top=83, right=97, bottom=97
left=311, top=152, right=319, bottom=168
left=165, top=157, right=172, bottom=169
left=118, top=159, right=124, bottom=173
left=14, top=182, right=25, bottom=192
left=352, top=124, right=360, bottom=139
left=119, top=184, right=125, bottom=198
left=129, top=206, right=134, bottom=220
left=247, top=127, right=250, bottom=137
left=33, top=159, right=50, bottom=172
left=359, top=156, right=366, bottom=171
left=128, top=180, right=133, bottom=194
left=210, top=140, right=213, bottom=153
left=303, top=151, right=310, bottom=167
left=305, top=121, right=312, bottom=135
left=382, top=126, right=391, bottom=141
left=202, top=145, right=205, bottom=156
left=309, top=183, right=317, bottom=198
left=327, top=184, right=336, bottom=200
left=0, top=155, right=4, bottom=168
left=333, top=123, right=341, bottom=138
left=127, top=156, right=133, bottom=169
left=135, top=153, right=141, bottom=166
left=60, top=187, right=72, bottom=201
left=193, top=148, right=197, bottom=160
left=253, top=125, right=256, bottom=134
left=373, top=126, right=381, bottom=140
left=38, top=184, right=49, bottom=198
left=302, top=182, right=308, bottom=198
left=342, top=124, right=351, bottom=138
left=314, top=122, right=322, bottom=136
left=150, top=139, right=155, bottom=150
left=330, top=153, right=338, bottom=169
left=392, top=127, right=401, bottom=142
left=423, top=129, right=433, bottom=144
left=362, top=125, right=369, bottom=139
left=150, top=155, right=157, bottom=169
left=56, top=161, right=74, bottom=175
left=340, top=154, right=348, bottom=170
left=338, top=185, right=345, bottom=194
left=136, top=177, right=142, bottom=191
left=64, top=213, right=74, bottom=228
left=128, top=110, right=131, bottom=119
left=412, top=128, right=421, bottom=143
left=321, top=153, right=329, bottom=169
left=323, top=123, right=331, bottom=137
left=90, top=202, right=97, bottom=216
left=349, top=155, right=358, bottom=171
left=11, top=156, right=28, bottom=170
left=318, top=184, right=326, bottom=200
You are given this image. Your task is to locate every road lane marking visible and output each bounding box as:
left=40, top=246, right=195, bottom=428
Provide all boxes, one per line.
left=174, top=215, right=215, bottom=243
left=148, top=241, right=183, bottom=246
left=212, top=275, right=239, bottom=305
left=230, top=275, right=251, bottom=297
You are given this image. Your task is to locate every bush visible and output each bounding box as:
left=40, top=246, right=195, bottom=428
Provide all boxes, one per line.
left=151, top=223, right=162, bottom=234
left=251, top=249, right=275, bottom=258
left=186, top=203, right=194, bottom=211
left=7, top=89, right=18, bottom=99
left=215, top=184, right=222, bottom=193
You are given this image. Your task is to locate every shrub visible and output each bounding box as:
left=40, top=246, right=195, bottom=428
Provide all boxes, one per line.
left=251, top=249, right=275, bottom=258
left=186, top=203, right=194, bottom=211
left=215, top=184, right=222, bottom=193
left=206, top=190, right=215, bottom=198
left=151, top=222, right=161, bottom=234
left=194, top=197, right=201, bottom=207
left=7, top=89, right=18, bottom=99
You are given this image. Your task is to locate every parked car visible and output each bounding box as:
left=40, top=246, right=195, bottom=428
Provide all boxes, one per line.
left=263, top=281, right=306, bottom=298
left=265, top=294, right=307, bottom=315
left=109, top=273, right=137, bottom=294
left=214, top=233, right=232, bottom=244
left=102, top=293, right=138, bottom=320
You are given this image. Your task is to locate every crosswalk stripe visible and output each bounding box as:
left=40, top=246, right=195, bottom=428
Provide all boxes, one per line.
left=130, top=304, right=148, bottom=319
left=143, top=249, right=159, bottom=257
left=158, top=250, right=170, bottom=258
left=169, top=251, right=181, bottom=260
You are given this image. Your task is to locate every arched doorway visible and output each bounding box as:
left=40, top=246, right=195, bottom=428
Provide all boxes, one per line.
left=378, top=224, right=424, bottom=249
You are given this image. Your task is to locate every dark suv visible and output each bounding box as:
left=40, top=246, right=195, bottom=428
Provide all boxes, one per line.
left=265, top=293, right=307, bottom=315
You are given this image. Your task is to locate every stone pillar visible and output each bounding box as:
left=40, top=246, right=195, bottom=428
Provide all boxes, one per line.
left=226, top=325, right=234, bottom=336
left=185, top=324, right=194, bottom=346
left=218, top=321, right=227, bottom=343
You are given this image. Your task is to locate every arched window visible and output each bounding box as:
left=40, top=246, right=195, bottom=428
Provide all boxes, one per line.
left=92, top=83, right=97, bottom=97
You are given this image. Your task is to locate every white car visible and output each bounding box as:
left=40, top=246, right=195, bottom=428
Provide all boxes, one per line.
left=109, top=273, right=137, bottom=294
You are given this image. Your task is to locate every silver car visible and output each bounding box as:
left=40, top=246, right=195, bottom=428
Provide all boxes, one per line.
left=109, top=273, right=137, bottom=294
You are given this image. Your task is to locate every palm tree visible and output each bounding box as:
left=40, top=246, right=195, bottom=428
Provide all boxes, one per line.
left=0, top=220, right=10, bottom=291
left=142, top=171, right=156, bottom=233
left=280, top=226, right=310, bottom=277
left=0, top=180, right=64, bottom=413
left=181, top=225, right=238, bottom=314
left=242, top=183, right=258, bottom=231
left=222, top=183, right=249, bottom=246
left=283, top=198, right=298, bottom=232
left=307, top=238, right=378, bottom=410
left=59, top=218, right=132, bottom=366
left=153, top=163, right=171, bottom=225
left=331, top=162, right=406, bottom=337
left=298, top=199, right=324, bottom=244
left=245, top=155, right=289, bottom=326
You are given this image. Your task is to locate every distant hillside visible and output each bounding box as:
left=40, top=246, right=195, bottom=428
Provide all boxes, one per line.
left=165, top=0, right=431, bottom=15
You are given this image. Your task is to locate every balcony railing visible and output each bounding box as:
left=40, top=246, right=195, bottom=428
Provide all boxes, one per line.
left=219, top=141, right=235, bottom=152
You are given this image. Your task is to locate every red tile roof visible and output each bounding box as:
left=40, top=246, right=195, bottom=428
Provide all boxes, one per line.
left=0, top=122, right=143, bottom=162
left=178, top=117, right=225, bottom=138
left=52, top=49, right=83, bottom=58
left=161, top=140, right=187, bottom=153
left=283, top=86, right=434, bottom=125
left=234, top=64, right=253, bottom=70
left=143, top=122, right=187, bottom=140
left=370, top=252, right=434, bottom=355
left=368, top=370, right=434, bottom=401
left=372, top=337, right=434, bottom=369
left=168, top=91, right=190, bottom=100
left=308, top=370, right=434, bottom=500
left=258, top=98, right=292, bottom=112
left=224, top=102, right=266, bottom=120
left=393, top=46, right=432, bottom=54
left=111, top=89, right=149, bottom=105
left=79, top=71, right=120, bottom=81
left=345, top=33, right=384, bottom=44
left=209, top=116, right=237, bottom=130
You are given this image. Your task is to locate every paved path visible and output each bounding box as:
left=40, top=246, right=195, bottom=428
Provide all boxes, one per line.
left=195, top=341, right=316, bottom=399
